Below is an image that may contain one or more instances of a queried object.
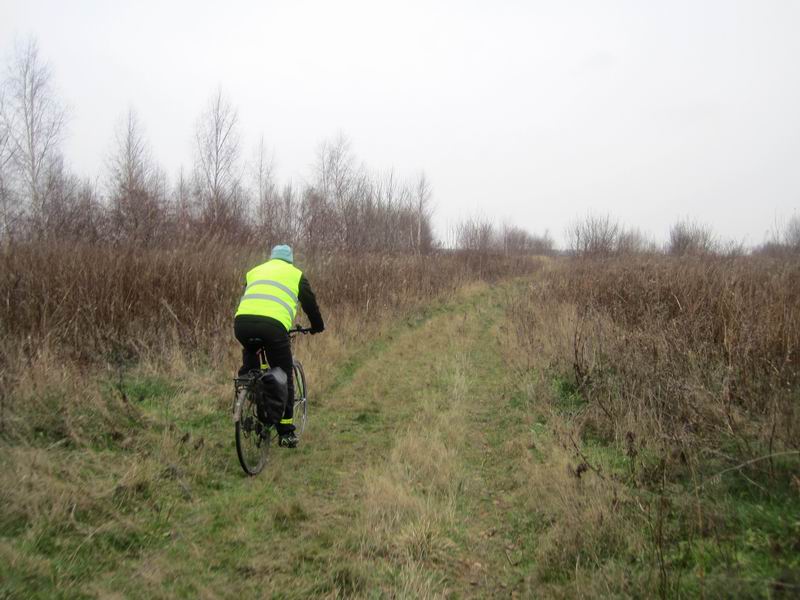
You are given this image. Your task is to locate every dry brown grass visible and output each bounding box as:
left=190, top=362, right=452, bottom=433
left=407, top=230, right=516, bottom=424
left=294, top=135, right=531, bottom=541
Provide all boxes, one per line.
left=511, top=254, right=800, bottom=464
left=0, top=346, right=144, bottom=446
left=520, top=444, right=644, bottom=574
left=502, top=253, right=800, bottom=596
left=0, top=241, right=534, bottom=360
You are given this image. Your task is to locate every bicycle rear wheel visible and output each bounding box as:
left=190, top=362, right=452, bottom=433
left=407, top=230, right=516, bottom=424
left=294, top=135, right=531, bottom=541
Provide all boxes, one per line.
left=234, top=384, right=272, bottom=475
left=292, top=360, right=308, bottom=437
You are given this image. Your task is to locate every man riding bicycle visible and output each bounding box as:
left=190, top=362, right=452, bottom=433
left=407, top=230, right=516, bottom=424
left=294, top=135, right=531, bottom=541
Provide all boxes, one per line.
left=234, top=245, right=325, bottom=448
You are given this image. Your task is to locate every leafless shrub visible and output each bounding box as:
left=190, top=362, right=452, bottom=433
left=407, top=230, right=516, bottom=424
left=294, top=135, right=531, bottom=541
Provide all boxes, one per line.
left=668, top=219, right=717, bottom=256
left=453, top=216, right=497, bottom=253
left=786, top=215, right=800, bottom=250
left=616, top=227, right=656, bottom=255
left=567, top=214, right=659, bottom=257
left=756, top=215, right=800, bottom=257
left=501, top=224, right=554, bottom=256
left=566, top=213, right=620, bottom=257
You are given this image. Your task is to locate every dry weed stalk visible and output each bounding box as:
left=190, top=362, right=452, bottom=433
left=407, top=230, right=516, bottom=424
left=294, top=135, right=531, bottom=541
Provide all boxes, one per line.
left=506, top=253, right=800, bottom=594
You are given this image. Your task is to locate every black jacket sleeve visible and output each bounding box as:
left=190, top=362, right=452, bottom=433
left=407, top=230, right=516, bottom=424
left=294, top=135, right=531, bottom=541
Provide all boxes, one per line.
left=298, top=274, right=324, bottom=332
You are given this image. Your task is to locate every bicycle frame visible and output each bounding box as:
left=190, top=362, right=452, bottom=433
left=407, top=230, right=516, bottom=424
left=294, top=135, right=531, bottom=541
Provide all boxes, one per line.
left=233, top=325, right=312, bottom=423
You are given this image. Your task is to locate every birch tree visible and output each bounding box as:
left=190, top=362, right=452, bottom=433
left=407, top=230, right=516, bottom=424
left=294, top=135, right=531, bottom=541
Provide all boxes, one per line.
left=1, top=38, right=67, bottom=238
left=193, top=88, right=243, bottom=233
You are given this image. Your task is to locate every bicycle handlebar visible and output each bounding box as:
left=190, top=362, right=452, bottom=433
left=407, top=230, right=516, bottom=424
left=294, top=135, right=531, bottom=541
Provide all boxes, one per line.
left=289, top=326, right=314, bottom=335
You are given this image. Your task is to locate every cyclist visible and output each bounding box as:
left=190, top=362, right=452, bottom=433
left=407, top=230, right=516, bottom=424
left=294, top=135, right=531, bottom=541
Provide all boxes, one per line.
left=234, top=244, right=324, bottom=448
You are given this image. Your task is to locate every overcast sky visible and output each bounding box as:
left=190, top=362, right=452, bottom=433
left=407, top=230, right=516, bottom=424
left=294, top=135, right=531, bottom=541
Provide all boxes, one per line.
left=2, top=0, right=799, bottom=245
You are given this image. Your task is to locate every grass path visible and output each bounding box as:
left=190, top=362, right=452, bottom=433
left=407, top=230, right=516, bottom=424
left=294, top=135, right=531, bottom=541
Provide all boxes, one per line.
left=73, top=280, right=536, bottom=598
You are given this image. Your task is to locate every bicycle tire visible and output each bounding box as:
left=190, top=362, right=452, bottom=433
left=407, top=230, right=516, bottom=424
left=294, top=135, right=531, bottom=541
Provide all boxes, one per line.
left=234, top=384, right=271, bottom=475
left=292, top=360, right=308, bottom=437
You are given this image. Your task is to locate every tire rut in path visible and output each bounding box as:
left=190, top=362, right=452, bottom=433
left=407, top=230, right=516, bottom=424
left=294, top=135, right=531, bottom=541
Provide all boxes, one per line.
left=319, top=282, right=532, bottom=597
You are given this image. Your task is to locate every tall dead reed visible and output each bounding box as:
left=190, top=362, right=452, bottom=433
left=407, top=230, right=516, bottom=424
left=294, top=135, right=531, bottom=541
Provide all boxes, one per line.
left=512, top=254, right=800, bottom=475
left=1, top=242, right=535, bottom=360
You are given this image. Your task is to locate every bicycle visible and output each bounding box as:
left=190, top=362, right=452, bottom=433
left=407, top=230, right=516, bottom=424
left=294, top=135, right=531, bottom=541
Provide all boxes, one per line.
left=232, top=325, right=311, bottom=476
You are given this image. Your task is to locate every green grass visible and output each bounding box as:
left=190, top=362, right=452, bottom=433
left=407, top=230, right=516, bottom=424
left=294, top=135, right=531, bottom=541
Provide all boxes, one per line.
left=551, top=374, right=586, bottom=416
left=540, top=372, right=800, bottom=596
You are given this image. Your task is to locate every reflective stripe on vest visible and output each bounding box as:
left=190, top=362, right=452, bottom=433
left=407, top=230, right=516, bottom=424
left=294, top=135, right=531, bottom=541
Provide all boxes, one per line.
left=240, top=294, right=296, bottom=320
left=244, top=280, right=299, bottom=303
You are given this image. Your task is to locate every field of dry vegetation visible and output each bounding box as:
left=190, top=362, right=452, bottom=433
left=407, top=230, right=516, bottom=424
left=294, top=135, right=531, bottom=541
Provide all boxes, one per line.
left=2, top=242, right=799, bottom=598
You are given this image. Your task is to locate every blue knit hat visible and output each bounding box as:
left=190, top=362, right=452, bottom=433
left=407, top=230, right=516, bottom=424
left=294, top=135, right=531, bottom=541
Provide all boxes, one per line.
left=270, top=244, right=294, bottom=263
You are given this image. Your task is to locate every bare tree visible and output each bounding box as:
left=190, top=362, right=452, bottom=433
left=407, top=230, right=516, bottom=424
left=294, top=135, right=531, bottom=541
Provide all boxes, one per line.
left=172, top=165, right=193, bottom=236
left=73, top=177, right=104, bottom=242
left=1, top=38, right=67, bottom=238
left=194, top=88, right=244, bottom=233
left=251, top=136, right=280, bottom=243
left=279, top=181, right=298, bottom=245
left=0, top=88, right=16, bottom=243
left=412, top=172, right=433, bottom=254
left=314, top=134, right=356, bottom=251
left=316, top=133, right=355, bottom=203
left=300, top=186, right=338, bottom=257
left=106, top=109, right=164, bottom=242
left=305, top=137, right=440, bottom=256
left=375, top=169, right=409, bottom=252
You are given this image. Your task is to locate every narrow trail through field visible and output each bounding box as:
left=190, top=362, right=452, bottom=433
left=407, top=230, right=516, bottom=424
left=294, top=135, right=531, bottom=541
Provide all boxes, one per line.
left=95, top=280, right=535, bottom=598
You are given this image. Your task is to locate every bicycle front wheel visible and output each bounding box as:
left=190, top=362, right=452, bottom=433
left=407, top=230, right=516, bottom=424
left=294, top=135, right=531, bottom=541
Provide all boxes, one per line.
left=292, top=360, right=308, bottom=438
left=234, top=385, right=272, bottom=475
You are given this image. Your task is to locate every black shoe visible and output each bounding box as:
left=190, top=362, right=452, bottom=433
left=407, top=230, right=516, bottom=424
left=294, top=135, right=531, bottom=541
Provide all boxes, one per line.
left=278, top=432, right=299, bottom=448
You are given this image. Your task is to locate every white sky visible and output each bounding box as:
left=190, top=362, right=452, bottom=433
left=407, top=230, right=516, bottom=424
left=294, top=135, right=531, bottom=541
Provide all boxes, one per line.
left=2, top=0, right=799, bottom=246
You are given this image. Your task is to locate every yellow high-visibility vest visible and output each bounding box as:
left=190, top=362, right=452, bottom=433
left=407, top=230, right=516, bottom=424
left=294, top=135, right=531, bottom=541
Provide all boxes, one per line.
left=235, top=259, right=303, bottom=331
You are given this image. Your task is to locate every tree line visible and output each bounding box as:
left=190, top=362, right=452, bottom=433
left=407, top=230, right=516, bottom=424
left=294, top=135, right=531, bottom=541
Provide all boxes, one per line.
left=564, top=212, right=800, bottom=258
left=0, top=39, right=445, bottom=255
